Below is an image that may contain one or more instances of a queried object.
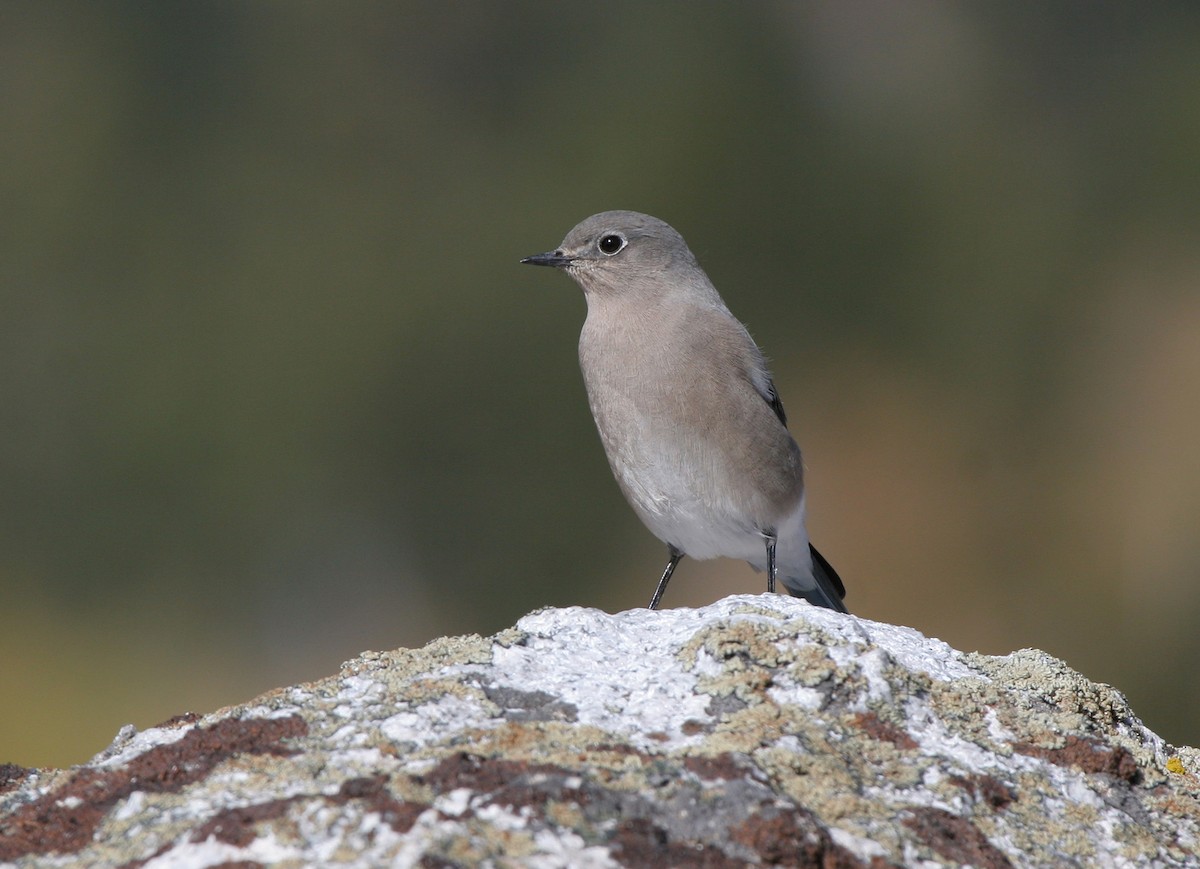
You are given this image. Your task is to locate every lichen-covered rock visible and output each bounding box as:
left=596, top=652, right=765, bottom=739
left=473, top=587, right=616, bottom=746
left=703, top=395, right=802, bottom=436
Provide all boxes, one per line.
left=1, top=596, right=1197, bottom=867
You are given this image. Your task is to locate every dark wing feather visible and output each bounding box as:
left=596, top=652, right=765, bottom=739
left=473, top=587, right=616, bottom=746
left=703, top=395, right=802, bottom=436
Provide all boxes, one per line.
left=809, top=543, right=847, bottom=603
left=764, top=378, right=787, bottom=426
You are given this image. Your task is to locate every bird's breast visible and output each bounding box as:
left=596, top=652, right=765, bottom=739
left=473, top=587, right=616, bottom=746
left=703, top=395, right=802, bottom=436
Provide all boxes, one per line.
left=577, top=311, right=804, bottom=547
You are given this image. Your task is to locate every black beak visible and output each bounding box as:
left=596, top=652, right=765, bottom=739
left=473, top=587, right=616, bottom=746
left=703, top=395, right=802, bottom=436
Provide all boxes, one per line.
left=520, top=250, right=573, bottom=268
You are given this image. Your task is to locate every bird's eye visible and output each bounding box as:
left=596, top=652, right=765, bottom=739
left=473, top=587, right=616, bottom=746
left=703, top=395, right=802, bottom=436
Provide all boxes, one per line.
left=598, top=234, right=626, bottom=255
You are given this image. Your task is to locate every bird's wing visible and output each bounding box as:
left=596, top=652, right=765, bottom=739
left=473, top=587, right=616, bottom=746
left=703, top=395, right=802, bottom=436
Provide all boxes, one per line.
left=733, top=324, right=787, bottom=427
left=762, top=377, right=787, bottom=427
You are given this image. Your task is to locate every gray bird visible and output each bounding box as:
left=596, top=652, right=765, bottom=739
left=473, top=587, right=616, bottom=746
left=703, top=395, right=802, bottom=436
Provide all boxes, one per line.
left=522, top=211, right=847, bottom=613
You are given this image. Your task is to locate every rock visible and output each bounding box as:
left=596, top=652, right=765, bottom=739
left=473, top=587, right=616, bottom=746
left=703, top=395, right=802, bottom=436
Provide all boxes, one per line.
left=1, top=595, right=1197, bottom=867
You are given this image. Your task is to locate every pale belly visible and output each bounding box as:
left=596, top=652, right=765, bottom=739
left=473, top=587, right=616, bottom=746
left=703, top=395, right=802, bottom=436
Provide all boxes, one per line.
left=598, top=420, right=806, bottom=568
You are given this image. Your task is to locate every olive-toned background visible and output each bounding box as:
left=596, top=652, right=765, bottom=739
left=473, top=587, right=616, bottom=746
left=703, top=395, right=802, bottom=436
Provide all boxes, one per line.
left=3, top=3, right=1198, bottom=766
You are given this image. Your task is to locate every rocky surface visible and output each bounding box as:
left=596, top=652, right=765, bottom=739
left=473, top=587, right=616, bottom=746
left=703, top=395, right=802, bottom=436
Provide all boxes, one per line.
left=1, top=595, right=1197, bottom=868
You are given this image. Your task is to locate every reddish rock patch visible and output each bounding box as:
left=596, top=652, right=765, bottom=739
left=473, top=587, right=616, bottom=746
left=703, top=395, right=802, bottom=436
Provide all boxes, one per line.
left=853, top=711, right=918, bottom=750
left=0, top=714, right=307, bottom=861
left=731, top=808, right=884, bottom=868
left=903, top=806, right=1013, bottom=868
left=0, top=763, right=32, bottom=794
left=192, top=799, right=294, bottom=847
left=611, top=817, right=742, bottom=869
left=416, top=751, right=582, bottom=810
left=681, top=753, right=747, bottom=782
left=329, top=774, right=429, bottom=833
left=1014, top=735, right=1140, bottom=783
left=949, top=773, right=1017, bottom=811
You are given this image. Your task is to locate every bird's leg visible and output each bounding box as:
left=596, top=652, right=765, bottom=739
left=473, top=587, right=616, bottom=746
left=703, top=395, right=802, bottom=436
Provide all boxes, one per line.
left=764, top=532, right=777, bottom=594
left=648, top=546, right=684, bottom=610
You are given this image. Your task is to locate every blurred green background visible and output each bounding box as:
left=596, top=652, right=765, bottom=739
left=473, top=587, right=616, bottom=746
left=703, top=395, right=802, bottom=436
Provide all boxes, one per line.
left=3, top=2, right=1198, bottom=766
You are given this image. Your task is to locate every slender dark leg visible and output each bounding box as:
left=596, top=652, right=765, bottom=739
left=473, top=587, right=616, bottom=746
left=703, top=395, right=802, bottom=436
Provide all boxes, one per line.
left=764, top=533, right=777, bottom=594
left=648, top=546, right=684, bottom=610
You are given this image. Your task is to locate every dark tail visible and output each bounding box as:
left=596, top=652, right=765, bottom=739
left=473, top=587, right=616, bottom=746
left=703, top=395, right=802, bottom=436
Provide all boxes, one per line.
left=790, top=544, right=849, bottom=613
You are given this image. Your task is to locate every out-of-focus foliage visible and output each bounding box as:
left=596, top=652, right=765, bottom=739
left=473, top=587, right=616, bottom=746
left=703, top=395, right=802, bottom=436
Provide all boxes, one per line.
left=2, top=2, right=1197, bottom=764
